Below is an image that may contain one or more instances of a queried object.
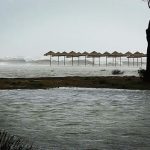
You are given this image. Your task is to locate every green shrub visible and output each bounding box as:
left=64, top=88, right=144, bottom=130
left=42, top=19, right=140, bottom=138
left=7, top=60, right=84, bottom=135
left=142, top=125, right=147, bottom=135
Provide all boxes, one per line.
left=0, top=130, right=34, bottom=150
left=138, top=69, right=146, bottom=79
left=112, top=69, right=124, bottom=75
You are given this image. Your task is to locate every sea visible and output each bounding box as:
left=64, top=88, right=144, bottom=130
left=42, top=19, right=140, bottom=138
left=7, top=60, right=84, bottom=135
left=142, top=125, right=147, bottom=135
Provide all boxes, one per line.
left=0, top=56, right=147, bottom=77
left=0, top=60, right=150, bottom=150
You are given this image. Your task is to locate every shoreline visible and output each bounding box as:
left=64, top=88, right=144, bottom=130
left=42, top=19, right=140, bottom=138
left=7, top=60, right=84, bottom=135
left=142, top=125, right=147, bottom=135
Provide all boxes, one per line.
left=0, top=76, right=150, bottom=90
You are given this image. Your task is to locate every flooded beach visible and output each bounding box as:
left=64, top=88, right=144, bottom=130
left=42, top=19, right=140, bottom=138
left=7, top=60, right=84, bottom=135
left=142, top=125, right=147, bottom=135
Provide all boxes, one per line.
left=0, top=88, right=150, bottom=149
left=0, top=63, right=144, bottom=78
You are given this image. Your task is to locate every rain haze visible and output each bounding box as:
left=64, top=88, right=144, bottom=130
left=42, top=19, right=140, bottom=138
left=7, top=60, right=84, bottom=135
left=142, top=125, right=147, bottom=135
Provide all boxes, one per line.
left=0, top=0, right=150, bottom=59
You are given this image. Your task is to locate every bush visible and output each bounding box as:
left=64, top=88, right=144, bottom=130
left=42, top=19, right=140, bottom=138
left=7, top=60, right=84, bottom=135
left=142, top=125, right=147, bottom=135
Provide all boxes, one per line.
left=112, top=69, right=124, bottom=75
left=138, top=69, right=146, bottom=79
left=0, top=130, right=34, bottom=150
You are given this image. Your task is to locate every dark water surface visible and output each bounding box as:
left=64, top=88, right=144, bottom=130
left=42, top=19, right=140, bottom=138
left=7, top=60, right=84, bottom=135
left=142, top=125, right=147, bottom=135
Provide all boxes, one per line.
left=0, top=88, right=150, bottom=150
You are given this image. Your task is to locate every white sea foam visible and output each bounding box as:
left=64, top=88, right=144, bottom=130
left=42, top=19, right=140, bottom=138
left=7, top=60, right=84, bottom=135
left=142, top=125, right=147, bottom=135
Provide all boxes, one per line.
left=0, top=56, right=146, bottom=78
left=0, top=62, right=146, bottom=78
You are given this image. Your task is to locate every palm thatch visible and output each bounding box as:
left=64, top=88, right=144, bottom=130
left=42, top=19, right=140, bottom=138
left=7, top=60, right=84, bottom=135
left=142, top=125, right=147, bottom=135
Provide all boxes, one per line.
left=102, top=52, right=111, bottom=66
left=124, top=51, right=132, bottom=56
left=81, top=51, right=89, bottom=66
left=43, top=50, right=146, bottom=67
left=88, top=51, right=99, bottom=66
left=67, top=51, right=77, bottom=66
left=44, top=51, right=55, bottom=66
left=52, top=52, right=62, bottom=65
left=97, top=52, right=102, bottom=66
left=76, top=52, right=82, bottom=65
left=61, top=52, right=67, bottom=65
left=124, top=51, right=133, bottom=66
left=111, top=51, right=124, bottom=66
left=127, top=51, right=146, bottom=66
left=102, top=51, right=111, bottom=56
left=81, top=51, right=89, bottom=56
left=44, top=51, right=55, bottom=56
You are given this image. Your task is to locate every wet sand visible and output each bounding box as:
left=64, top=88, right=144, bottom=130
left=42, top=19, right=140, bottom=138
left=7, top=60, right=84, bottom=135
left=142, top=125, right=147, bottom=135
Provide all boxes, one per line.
left=0, top=76, right=150, bottom=90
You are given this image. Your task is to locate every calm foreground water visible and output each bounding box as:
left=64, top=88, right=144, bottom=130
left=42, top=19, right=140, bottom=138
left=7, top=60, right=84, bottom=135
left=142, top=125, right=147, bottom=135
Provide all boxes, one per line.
left=0, top=88, right=150, bottom=150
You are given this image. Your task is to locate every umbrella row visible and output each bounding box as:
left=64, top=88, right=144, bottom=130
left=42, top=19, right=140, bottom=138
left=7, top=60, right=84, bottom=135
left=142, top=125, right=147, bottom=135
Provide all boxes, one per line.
left=44, top=51, right=146, bottom=66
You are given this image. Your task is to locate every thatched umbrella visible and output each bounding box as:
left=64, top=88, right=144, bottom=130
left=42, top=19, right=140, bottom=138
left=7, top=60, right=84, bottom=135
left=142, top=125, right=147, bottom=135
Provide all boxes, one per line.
left=111, top=51, right=120, bottom=66
left=87, top=51, right=98, bottom=66
left=102, top=51, right=110, bottom=66
left=52, top=52, right=62, bottom=65
left=126, top=51, right=143, bottom=67
left=76, top=52, right=82, bottom=66
left=127, top=55, right=135, bottom=66
left=132, top=51, right=146, bottom=66
left=134, top=51, right=141, bottom=66
left=60, top=51, right=67, bottom=66
left=124, top=51, right=133, bottom=66
left=44, top=51, right=55, bottom=66
left=81, top=51, right=89, bottom=66
left=124, top=51, right=133, bottom=56
left=140, top=53, right=147, bottom=66
left=111, top=51, right=124, bottom=66
left=119, top=52, right=124, bottom=66
left=67, top=51, right=77, bottom=66
left=97, top=52, right=102, bottom=66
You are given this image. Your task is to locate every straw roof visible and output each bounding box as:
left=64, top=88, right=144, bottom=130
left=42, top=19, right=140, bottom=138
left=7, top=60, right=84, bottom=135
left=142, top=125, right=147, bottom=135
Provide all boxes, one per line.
left=66, top=51, right=79, bottom=57
left=119, top=52, right=124, bottom=57
left=134, top=51, right=142, bottom=57
left=129, top=51, right=146, bottom=58
left=141, top=53, right=147, bottom=57
left=52, top=52, right=62, bottom=56
left=68, top=51, right=76, bottom=55
left=43, top=50, right=146, bottom=59
left=128, top=51, right=146, bottom=58
left=97, top=52, right=102, bottom=56
left=111, top=51, right=122, bottom=57
left=124, top=51, right=132, bottom=56
left=88, top=51, right=98, bottom=57
left=102, top=51, right=111, bottom=56
left=44, top=51, right=55, bottom=56
left=60, top=51, right=67, bottom=56
left=76, top=52, right=82, bottom=56
left=82, top=51, right=89, bottom=56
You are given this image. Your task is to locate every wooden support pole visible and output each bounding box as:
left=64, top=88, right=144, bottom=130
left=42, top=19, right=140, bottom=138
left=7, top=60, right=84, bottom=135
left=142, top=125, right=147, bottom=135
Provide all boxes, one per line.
left=64, top=56, right=65, bottom=66
left=85, top=56, right=86, bottom=66
left=50, top=55, right=51, bottom=66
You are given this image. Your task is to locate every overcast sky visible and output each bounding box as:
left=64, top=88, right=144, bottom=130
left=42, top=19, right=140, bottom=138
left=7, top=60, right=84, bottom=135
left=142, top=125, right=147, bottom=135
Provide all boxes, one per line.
left=0, top=0, right=150, bottom=58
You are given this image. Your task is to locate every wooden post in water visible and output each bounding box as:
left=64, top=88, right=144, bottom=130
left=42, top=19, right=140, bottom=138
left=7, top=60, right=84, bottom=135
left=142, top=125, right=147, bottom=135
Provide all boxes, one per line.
left=64, top=56, right=65, bottom=66
left=72, top=56, right=73, bottom=66
left=99, top=57, right=100, bottom=66
left=58, top=56, right=59, bottom=65
left=92, top=57, right=94, bottom=66
left=50, top=55, right=52, bottom=66
left=120, top=57, right=121, bottom=66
